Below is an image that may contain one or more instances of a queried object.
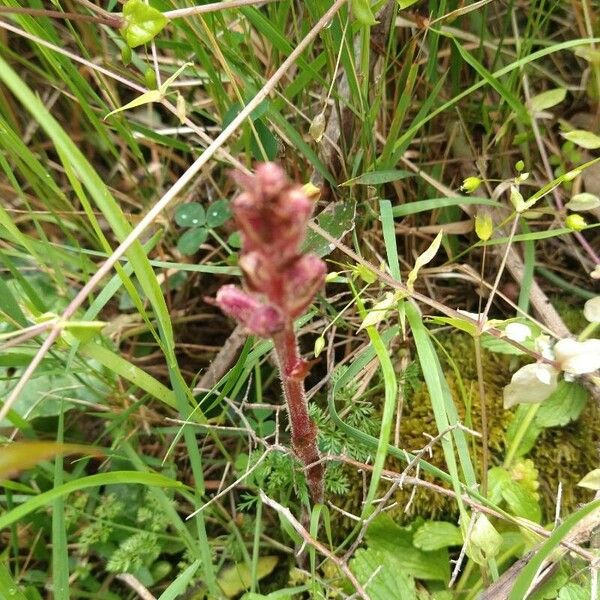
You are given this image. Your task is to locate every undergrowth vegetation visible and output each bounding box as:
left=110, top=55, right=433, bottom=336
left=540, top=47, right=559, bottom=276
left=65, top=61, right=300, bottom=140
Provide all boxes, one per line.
left=1, top=0, right=600, bottom=598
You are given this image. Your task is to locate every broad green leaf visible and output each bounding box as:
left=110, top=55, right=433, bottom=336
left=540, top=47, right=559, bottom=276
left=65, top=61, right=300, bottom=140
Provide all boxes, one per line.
left=467, top=514, right=503, bottom=564
left=105, top=89, right=162, bottom=119
left=561, top=129, right=600, bottom=149
left=366, top=515, right=450, bottom=582
left=175, top=203, right=206, bottom=228
left=351, top=0, right=377, bottom=25
left=565, top=192, right=600, bottom=211
left=413, top=522, right=462, bottom=551
left=577, top=468, right=600, bottom=490
left=158, top=560, right=201, bottom=600
left=206, top=199, right=232, bottom=228
left=407, top=231, right=443, bottom=292
left=534, top=381, right=587, bottom=428
left=341, top=170, right=413, bottom=186
left=528, top=88, right=567, bottom=112
left=350, top=548, right=416, bottom=600
left=501, top=480, right=542, bottom=523
left=558, top=584, right=590, bottom=600
left=488, top=467, right=511, bottom=504
left=217, top=557, right=278, bottom=598
left=302, top=199, right=357, bottom=257
left=121, top=0, right=169, bottom=48
left=0, top=441, right=100, bottom=479
left=177, top=227, right=209, bottom=255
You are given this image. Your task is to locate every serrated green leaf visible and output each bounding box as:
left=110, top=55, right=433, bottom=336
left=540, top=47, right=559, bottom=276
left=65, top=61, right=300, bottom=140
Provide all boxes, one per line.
left=535, top=381, right=587, bottom=428
left=177, top=227, right=209, bottom=255
left=121, top=0, right=169, bottom=48
left=561, top=129, right=600, bottom=149
left=366, top=515, right=450, bottom=582
left=413, top=522, right=462, bottom=551
left=341, top=169, right=413, bottom=186
left=528, top=88, right=567, bottom=112
left=175, top=203, right=206, bottom=228
left=350, top=548, right=416, bottom=600
left=206, top=199, right=232, bottom=228
left=501, top=480, right=542, bottom=523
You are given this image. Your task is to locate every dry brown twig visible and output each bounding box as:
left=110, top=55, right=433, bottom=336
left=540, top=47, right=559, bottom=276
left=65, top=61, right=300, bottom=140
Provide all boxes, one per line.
left=259, top=491, right=371, bottom=600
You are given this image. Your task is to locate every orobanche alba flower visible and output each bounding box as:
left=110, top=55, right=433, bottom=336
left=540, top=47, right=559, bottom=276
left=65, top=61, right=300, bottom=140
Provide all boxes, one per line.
left=553, top=338, right=600, bottom=375
left=503, top=363, right=559, bottom=409
left=583, top=296, right=600, bottom=323
left=503, top=332, right=600, bottom=408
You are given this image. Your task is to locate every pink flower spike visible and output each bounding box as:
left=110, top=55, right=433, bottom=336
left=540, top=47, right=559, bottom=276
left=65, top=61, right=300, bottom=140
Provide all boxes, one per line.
left=285, top=254, right=327, bottom=317
left=215, top=285, right=283, bottom=337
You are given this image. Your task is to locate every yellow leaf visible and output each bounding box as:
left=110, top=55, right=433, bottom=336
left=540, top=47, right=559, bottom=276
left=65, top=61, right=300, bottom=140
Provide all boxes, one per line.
left=0, top=442, right=102, bottom=480
left=407, top=231, right=443, bottom=292
left=105, top=89, right=163, bottom=119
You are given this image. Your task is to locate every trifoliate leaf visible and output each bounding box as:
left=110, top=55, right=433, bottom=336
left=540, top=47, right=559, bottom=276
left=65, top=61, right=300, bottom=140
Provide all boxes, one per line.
left=121, top=0, right=169, bottom=48
left=206, top=199, right=232, bottom=228
left=175, top=203, right=206, bottom=228
left=177, top=227, right=208, bottom=255
left=565, top=192, right=600, bottom=212
left=561, top=129, right=600, bottom=149
left=527, top=88, right=566, bottom=112
left=407, top=230, right=443, bottom=292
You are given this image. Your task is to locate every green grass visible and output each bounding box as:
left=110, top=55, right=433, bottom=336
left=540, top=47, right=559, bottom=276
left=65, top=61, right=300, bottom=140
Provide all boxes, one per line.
left=0, top=0, right=599, bottom=598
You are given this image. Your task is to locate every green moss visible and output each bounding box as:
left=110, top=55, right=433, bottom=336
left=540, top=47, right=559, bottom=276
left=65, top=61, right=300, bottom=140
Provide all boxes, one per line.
left=331, top=332, right=599, bottom=526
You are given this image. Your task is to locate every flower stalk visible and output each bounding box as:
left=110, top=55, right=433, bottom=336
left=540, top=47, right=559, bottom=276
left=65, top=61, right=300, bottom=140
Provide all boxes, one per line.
left=215, top=163, right=326, bottom=503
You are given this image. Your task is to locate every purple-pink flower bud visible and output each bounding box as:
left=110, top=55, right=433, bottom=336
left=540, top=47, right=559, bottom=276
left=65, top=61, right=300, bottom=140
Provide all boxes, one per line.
left=216, top=285, right=283, bottom=337
left=285, top=254, right=326, bottom=317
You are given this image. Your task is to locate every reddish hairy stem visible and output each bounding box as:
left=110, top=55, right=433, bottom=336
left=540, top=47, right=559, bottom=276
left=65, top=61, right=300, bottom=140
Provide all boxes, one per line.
left=273, top=325, right=324, bottom=503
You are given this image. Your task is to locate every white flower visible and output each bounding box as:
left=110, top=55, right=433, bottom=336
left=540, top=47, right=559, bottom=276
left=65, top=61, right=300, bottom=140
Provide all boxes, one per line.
left=535, top=334, right=554, bottom=360
left=505, top=322, right=532, bottom=343
left=554, top=338, right=600, bottom=375
left=503, top=363, right=559, bottom=409
left=583, top=297, right=600, bottom=323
